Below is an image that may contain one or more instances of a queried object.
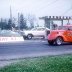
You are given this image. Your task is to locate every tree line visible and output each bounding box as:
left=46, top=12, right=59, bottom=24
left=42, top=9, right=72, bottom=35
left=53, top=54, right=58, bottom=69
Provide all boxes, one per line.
left=0, top=13, right=36, bottom=30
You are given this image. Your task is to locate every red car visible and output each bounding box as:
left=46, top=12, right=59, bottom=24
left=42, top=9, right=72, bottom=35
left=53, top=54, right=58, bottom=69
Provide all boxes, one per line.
left=47, top=25, right=72, bottom=45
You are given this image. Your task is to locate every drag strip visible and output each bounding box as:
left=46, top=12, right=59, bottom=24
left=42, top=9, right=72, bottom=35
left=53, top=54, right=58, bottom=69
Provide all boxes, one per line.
left=0, top=40, right=72, bottom=60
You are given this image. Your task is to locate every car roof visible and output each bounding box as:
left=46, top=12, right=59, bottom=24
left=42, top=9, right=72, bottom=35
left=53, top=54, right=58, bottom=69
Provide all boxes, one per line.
left=35, top=27, right=50, bottom=29
left=64, top=24, right=72, bottom=27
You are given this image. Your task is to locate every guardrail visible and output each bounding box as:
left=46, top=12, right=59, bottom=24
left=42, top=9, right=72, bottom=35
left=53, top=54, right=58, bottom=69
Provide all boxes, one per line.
left=0, top=37, right=24, bottom=43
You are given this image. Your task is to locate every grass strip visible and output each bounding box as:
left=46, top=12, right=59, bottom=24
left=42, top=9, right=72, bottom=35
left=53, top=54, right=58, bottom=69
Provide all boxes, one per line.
left=0, top=54, right=72, bottom=72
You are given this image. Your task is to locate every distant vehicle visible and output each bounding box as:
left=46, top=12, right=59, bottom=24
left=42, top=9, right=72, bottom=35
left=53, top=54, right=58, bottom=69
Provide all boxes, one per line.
left=22, top=27, right=50, bottom=39
left=47, top=25, right=72, bottom=45
left=0, top=30, right=24, bottom=42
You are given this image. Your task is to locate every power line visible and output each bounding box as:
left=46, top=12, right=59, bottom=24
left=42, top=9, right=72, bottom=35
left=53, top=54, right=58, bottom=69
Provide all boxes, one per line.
left=37, top=0, right=60, bottom=12
left=62, top=6, right=72, bottom=16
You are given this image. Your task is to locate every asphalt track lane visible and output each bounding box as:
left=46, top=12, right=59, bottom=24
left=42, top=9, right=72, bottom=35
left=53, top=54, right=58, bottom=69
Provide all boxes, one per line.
left=0, top=40, right=72, bottom=67
left=0, top=40, right=72, bottom=60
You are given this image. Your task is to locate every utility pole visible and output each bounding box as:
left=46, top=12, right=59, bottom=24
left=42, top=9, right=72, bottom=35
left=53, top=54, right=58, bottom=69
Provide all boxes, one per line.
left=18, top=13, right=20, bottom=30
left=10, top=6, right=12, bottom=20
left=10, top=6, right=12, bottom=30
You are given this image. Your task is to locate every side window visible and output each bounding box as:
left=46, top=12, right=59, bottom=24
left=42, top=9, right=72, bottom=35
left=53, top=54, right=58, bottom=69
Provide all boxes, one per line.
left=41, top=28, right=45, bottom=30
left=37, top=28, right=45, bottom=31
left=37, top=28, right=41, bottom=31
left=32, top=28, right=37, bottom=31
left=63, top=26, right=68, bottom=30
left=58, top=26, right=67, bottom=30
left=68, top=26, right=72, bottom=30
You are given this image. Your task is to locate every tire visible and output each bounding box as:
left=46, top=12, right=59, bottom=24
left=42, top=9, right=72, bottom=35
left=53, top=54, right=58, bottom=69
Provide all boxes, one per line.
left=55, top=37, right=63, bottom=45
left=23, top=36, right=27, bottom=40
left=42, top=36, right=45, bottom=39
left=27, top=34, right=33, bottom=39
left=48, top=40, right=54, bottom=45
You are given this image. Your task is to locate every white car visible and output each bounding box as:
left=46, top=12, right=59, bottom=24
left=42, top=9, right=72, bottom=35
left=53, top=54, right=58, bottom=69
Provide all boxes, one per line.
left=23, top=27, right=50, bottom=39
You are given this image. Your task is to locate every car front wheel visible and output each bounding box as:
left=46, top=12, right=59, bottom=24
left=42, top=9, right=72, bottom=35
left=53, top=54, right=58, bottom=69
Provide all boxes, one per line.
left=55, top=37, right=63, bottom=45
left=27, top=34, right=33, bottom=39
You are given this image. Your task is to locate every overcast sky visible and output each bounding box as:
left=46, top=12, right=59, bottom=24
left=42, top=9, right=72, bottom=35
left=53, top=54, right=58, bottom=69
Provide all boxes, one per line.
left=0, top=0, right=72, bottom=18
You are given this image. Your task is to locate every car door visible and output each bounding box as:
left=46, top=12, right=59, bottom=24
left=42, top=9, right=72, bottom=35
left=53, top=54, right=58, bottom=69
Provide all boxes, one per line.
left=64, top=26, right=72, bottom=42
left=36, top=28, right=46, bottom=37
left=31, top=28, right=38, bottom=36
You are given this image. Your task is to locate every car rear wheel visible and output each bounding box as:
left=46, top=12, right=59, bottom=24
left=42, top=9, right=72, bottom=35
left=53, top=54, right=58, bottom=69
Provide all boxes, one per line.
left=48, top=40, right=54, bottom=45
left=27, top=34, right=33, bottom=39
left=55, top=37, right=63, bottom=45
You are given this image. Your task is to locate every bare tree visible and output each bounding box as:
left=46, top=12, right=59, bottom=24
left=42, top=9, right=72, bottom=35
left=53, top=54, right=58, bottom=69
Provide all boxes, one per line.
left=27, top=14, right=36, bottom=29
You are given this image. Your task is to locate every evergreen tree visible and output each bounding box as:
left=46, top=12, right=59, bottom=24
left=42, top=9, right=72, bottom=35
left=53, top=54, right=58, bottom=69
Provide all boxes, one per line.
left=0, top=19, right=7, bottom=30
left=19, top=14, right=27, bottom=30
left=7, top=19, right=12, bottom=30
